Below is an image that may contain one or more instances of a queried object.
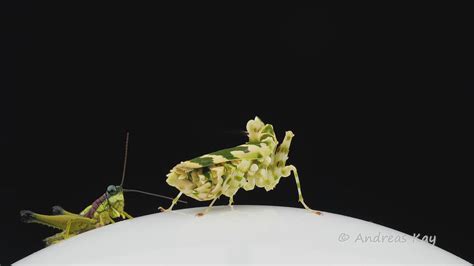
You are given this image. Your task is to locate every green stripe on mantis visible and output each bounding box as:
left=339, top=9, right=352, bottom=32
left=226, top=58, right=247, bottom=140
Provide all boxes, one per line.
left=182, top=144, right=263, bottom=169
left=189, top=156, right=214, bottom=167
left=209, top=146, right=249, bottom=160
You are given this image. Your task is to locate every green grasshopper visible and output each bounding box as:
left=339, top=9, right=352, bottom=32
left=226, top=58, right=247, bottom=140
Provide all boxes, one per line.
left=159, top=117, right=322, bottom=216
left=20, top=132, right=186, bottom=246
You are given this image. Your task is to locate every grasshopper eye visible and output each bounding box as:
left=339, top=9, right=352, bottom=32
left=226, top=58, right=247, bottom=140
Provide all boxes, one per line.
left=107, top=185, right=117, bottom=195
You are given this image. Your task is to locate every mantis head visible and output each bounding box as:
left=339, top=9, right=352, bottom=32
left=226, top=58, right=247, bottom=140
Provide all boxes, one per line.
left=246, top=116, right=278, bottom=147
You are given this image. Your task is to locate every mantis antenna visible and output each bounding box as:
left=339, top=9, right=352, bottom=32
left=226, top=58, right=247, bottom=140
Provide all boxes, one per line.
left=119, top=131, right=187, bottom=204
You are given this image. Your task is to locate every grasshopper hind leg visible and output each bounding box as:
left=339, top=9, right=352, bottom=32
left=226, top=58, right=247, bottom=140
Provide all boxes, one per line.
left=44, top=232, right=65, bottom=246
left=43, top=231, right=78, bottom=246
left=52, top=206, right=86, bottom=218
left=52, top=205, right=65, bottom=215
left=20, top=210, right=35, bottom=223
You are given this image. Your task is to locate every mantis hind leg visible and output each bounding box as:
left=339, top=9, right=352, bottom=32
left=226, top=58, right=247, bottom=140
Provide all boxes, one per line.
left=228, top=196, right=234, bottom=207
left=285, top=165, right=322, bottom=215
left=159, top=192, right=183, bottom=212
left=196, top=196, right=219, bottom=217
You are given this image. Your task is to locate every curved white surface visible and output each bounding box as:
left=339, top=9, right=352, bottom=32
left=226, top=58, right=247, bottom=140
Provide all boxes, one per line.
left=15, top=205, right=469, bottom=265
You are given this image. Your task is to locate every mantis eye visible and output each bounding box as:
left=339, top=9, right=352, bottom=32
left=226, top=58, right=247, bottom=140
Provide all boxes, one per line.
left=107, top=185, right=117, bottom=195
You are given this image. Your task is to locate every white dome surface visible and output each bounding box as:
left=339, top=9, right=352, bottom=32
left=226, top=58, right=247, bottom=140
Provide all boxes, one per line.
left=15, top=205, right=469, bottom=265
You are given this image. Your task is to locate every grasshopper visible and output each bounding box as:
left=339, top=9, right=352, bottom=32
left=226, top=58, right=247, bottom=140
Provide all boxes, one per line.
left=159, top=117, right=322, bottom=216
left=20, top=132, right=186, bottom=245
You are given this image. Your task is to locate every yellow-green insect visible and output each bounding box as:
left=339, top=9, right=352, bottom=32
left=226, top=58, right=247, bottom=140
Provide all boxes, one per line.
left=20, top=132, right=185, bottom=245
left=160, top=117, right=322, bottom=216
left=20, top=186, right=131, bottom=246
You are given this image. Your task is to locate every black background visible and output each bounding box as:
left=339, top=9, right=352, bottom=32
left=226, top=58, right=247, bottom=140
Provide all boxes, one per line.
left=2, top=3, right=473, bottom=264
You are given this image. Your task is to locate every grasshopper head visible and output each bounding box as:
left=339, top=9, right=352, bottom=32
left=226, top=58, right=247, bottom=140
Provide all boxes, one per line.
left=107, top=185, right=120, bottom=196
left=107, top=185, right=125, bottom=218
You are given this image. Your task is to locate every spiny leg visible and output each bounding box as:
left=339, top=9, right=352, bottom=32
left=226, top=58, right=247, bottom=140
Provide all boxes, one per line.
left=159, top=192, right=183, bottom=212
left=44, top=232, right=67, bottom=246
left=52, top=206, right=80, bottom=217
left=20, top=210, right=95, bottom=231
left=196, top=196, right=219, bottom=217
left=286, top=165, right=322, bottom=215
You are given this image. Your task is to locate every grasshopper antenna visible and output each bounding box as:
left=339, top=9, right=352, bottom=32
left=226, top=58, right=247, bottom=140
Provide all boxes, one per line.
left=123, top=189, right=187, bottom=204
left=120, top=131, right=130, bottom=187
left=119, top=131, right=187, bottom=204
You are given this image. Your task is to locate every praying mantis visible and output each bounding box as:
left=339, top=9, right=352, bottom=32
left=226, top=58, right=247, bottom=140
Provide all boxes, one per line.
left=160, top=116, right=321, bottom=216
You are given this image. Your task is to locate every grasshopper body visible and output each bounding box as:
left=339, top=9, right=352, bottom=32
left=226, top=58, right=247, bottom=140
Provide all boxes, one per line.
left=21, top=133, right=182, bottom=245
left=160, top=117, right=321, bottom=216
left=20, top=185, right=132, bottom=245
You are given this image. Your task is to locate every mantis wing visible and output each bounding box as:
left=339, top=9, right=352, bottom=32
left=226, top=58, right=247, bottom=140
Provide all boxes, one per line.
left=173, top=144, right=266, bottom=171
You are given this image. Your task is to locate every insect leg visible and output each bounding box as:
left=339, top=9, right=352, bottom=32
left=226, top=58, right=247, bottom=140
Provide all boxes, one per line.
left=44, top=232, right=67, bottom=246
left=159, top=192, right=183, bottom=212
left=20, top=210, right=94, bottom=231
left=52, top=206, right=85, bottom=218
left=107, top=213, right=116, bottom=224
left=99, top=213, right=105, bottom=226
left=228, top=196, right=234, bottom=207
left=286, top=165, right=322, bottom=215
left=196, top=196, right=219, bottom=217
left=121, top=210, right=133, bottom=219
left=64, top=220, right=72, bottom=239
